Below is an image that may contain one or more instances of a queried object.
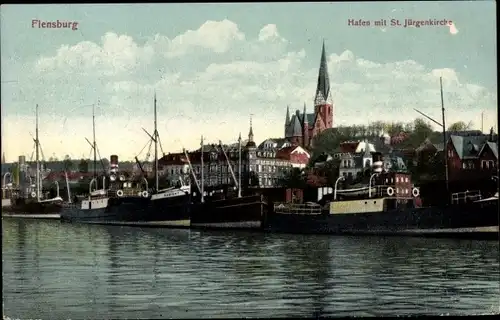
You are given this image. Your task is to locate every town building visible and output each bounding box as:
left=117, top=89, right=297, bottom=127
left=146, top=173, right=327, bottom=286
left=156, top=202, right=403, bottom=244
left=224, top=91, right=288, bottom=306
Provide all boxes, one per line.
left=159, top=120, right=310, bottom=189
left=283, top=42, right=334, bottom=149
left=446, top=128, right=498, bottom=181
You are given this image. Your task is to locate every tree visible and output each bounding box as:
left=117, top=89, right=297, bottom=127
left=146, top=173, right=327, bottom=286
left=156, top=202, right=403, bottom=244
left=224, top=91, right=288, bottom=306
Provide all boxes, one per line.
left=63, top=155, right=73, bottom=172
left=448, top=121, right=472, bottom=132
left=317, top=158, right=341, bottom=187
left=78, top=159, right=89, bottom=173
left=277, top=168, right=307, bottom=189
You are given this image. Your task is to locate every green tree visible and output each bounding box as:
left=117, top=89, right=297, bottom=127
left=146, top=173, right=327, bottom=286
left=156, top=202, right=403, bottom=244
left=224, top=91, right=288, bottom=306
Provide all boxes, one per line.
left=448, top=121, right=472, bottom=132
left=317, top=158, right=341, bottom=187
left=78, top=159, right=89, bottom=173
left=277, top=168, right=307, bottom=188
left=63, top=155, right=73, bottom=172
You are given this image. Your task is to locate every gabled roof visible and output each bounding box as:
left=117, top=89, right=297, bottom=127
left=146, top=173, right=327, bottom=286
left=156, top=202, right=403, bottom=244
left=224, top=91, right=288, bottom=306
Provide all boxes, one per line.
left=276, top=146, right=310, bottom=160
left=478, top=141, right=498, bottom=160
left=258, top=138, right=290, bottom=150
left=285, top=114, right=303, bottom=138
left=449, top=135, right=489, bottom=160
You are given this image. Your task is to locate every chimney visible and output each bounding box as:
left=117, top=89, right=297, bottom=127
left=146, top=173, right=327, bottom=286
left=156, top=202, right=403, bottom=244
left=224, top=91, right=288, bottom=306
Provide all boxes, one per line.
left=489, top=127, right=495, bottom=142
left=110, top=155, right=119, bottom=174
left=372, top=152, right=383, bottom=173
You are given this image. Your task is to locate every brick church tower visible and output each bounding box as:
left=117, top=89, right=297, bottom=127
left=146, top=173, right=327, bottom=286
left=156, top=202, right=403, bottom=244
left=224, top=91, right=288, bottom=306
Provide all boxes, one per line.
left=284, top=41, right=334, bottom=149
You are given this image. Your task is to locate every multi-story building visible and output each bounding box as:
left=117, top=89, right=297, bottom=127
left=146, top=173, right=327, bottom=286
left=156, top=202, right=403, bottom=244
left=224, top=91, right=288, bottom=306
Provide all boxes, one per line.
left=446, top=128, right=498, bottom=181
left=159, top=121, right=310, bottom=189
left=283, top=42, right=334, bottom=149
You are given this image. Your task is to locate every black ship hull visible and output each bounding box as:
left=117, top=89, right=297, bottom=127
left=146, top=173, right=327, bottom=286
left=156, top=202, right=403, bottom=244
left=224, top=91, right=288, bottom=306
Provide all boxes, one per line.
left=190, top=195, right=266, bottom=230
left=263, top=200, right=499, bottom=240
left=60, top=196, right=150, bottom=223
left=60, top=194, right=191, bottom=228
left=2, top=198, right=63, bottom=219
left=121, top=193, right=191, bottom=227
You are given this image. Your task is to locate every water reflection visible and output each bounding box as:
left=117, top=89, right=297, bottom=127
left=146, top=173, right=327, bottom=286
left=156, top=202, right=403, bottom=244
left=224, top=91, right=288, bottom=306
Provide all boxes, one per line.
left=2, top=219, right=499, bottom=319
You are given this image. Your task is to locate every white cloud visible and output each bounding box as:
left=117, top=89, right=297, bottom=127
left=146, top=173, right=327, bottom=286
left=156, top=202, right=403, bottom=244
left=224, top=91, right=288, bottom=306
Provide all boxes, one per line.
left=1, top=19, right=496, bottom=162
left=147, top=19, right=245, bottom=58
left=258, top=24, right=285, bottom=42
left=35, top=32, right=154, bottom=77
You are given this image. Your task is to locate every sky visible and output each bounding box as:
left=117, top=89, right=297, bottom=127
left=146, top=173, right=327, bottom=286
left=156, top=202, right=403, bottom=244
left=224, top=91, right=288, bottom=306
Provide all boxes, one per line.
left=1, top=2, right=497, bottom=162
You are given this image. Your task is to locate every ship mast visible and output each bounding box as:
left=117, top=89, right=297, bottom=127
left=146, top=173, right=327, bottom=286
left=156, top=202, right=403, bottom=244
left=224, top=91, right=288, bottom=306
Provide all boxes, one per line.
left=440, top=77, right=449, bottom=199
left=238, top=132, right=242, bottom=198
left=154, top=92, right=159, bottom=191
left=35, top=104, right=40, bottom=201
left=200, top=135, right=204, bottom=203
left=92, top=103, right=97, bottom=179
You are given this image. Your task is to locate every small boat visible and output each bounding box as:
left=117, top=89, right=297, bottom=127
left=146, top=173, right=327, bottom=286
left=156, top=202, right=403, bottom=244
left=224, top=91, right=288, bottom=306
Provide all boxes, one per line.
left=60, top=104, right=150, bottom=222
left=2, top=104, right=63, bottom=219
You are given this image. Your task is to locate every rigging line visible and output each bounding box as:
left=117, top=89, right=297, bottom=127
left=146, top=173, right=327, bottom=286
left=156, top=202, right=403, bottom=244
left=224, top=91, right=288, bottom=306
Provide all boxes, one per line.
left=145, top=139, right=153, bottom=162
left=136, top=139, right=152, bottom=158
left=157, top=133, right=165, bottom=156
left=95, top=144, right=106, bottom=175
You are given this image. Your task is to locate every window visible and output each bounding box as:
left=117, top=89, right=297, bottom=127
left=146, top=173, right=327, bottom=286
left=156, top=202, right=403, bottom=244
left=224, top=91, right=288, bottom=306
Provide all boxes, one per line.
left=489, top=160, right=495, bottom=168
left=396, top=188, right=399, bottom=194
left=405, top=177, right=409, bottom=183
left=396, top=177, right=399, bottom=183
left=462, top=163, right=466, bottom=169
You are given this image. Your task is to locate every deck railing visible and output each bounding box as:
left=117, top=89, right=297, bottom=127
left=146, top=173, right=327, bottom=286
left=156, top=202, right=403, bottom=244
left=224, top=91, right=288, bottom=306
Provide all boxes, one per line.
left=451, top=190, right=482, bottom=204
left=89, top=188, right=146, bottom=199
left=274, top=202, right=322, bottom=215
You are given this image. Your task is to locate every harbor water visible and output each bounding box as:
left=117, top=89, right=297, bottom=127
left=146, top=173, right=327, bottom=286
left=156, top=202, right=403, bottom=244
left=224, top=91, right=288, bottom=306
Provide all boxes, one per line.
left=2, top=218, right=499, bottom=318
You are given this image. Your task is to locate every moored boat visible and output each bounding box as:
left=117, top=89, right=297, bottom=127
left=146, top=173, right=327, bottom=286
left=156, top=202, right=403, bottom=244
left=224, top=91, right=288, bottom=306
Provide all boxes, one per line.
left=2, top=104, right=63, bottom=219
left=186, top=133, right=267, bottom=230
left=263, top=180, right=498, bottom=240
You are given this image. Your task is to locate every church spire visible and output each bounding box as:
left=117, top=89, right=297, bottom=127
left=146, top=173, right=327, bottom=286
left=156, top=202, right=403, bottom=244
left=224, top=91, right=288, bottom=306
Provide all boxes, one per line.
left=314, top=40, right=331, bottom=106
left=248, top=114, right=254, bottom=142
left=302, top=102, right=307, bottom=124
left=285, top=105, right=290, bottom=125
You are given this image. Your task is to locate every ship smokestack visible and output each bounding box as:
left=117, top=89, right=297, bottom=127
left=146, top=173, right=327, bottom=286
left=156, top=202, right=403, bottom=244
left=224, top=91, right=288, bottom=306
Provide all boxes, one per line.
left=110, top=155, right=119, bottom=174
left=372, top=152, right=383, bottom=173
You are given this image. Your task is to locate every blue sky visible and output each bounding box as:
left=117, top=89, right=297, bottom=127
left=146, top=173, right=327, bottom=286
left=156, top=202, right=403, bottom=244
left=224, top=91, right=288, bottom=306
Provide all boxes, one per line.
left=1, top=2, right=497, bottom=162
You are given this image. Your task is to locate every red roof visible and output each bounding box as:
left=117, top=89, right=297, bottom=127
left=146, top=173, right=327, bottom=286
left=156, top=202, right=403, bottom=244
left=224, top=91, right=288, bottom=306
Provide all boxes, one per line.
left=340, top=142, right=358, bottom=153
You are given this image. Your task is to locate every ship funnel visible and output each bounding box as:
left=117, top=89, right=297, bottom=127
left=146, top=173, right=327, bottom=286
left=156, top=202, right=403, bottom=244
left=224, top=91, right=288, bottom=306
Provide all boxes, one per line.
left=372, top=152, right=384, bottom=173
left=110, top=155, right=119, bottom=174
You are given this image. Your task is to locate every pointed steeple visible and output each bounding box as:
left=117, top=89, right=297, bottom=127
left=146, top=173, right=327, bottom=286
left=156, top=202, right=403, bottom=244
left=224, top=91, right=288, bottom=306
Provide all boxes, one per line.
left=248, top=114, right=254, bottom=142
left=302, top=102, right=307, bottom=124
left=285, top=105, right=290, bottom=125
left=314, top=40, right=331, bottom=106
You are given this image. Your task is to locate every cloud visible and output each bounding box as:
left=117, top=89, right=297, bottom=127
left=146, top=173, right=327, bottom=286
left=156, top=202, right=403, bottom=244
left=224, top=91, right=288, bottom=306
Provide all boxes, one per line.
left=1, top=20, right=496, bottom=161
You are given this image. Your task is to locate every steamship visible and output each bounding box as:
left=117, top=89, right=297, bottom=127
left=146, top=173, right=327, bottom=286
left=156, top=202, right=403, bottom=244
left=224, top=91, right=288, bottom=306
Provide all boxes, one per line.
left=62, top=94, right=193, bottom=226
left=60, top=104, right=151, bottom=222
left=185, top=134, right=267, bottom=230
left=263, top=169, right=499, bottom=240
left=60, top=155, right=152, bottom=222
left=2, top=105, right=63, bottom=219
left=103, top=93, right=192, bottom=227
left=263, top=79, right=499, bottom=240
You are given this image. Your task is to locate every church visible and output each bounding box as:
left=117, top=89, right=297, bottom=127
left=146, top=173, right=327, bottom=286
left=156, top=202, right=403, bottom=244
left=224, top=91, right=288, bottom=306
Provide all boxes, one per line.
left=284, top=41, right=334, bottom=149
